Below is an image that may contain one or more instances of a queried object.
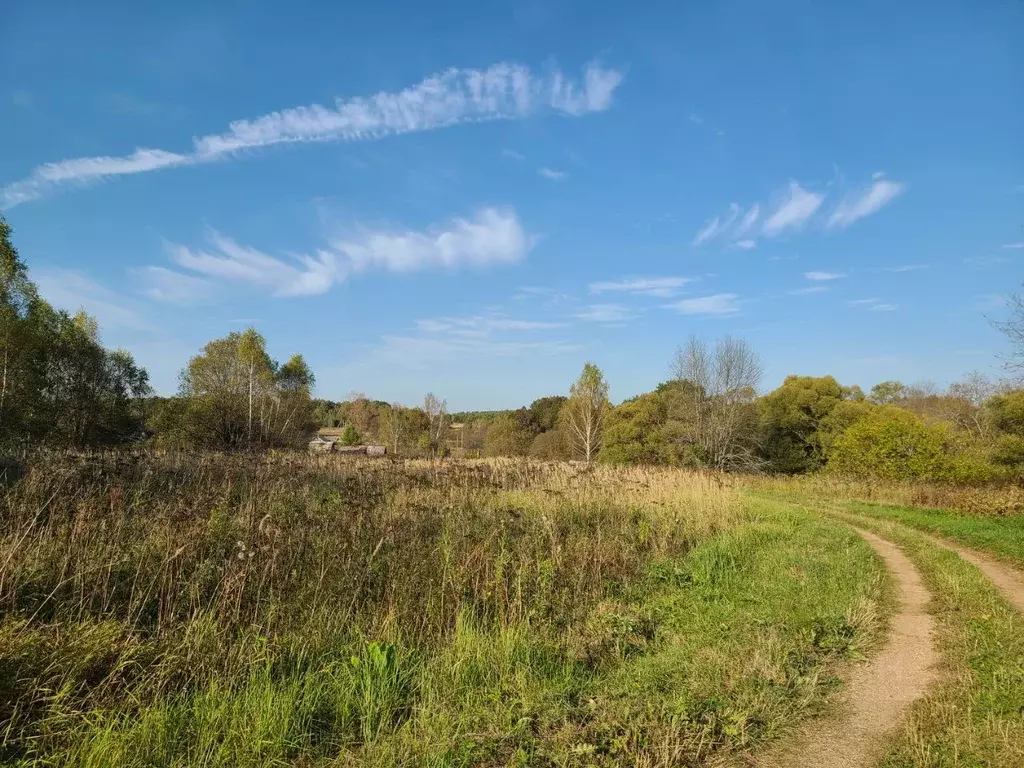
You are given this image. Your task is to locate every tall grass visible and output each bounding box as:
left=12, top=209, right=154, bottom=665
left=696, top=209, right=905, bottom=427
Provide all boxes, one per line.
left=0, top=453, right=740, bottom=765
left=749, top=472, right=1024, bottom=517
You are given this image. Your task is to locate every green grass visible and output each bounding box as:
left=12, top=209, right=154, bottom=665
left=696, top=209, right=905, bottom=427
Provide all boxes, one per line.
left=758, top=489, right=1024, bottom=567
left=766, top=496, right=1024, bottom=766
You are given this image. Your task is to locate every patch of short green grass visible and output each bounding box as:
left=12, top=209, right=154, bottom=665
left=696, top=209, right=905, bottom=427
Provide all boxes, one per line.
left=756, top=489, right=1024, bottom=567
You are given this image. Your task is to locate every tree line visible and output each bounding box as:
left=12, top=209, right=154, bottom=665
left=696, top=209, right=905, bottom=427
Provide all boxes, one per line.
left=6, top=213, right=1024, bottom=480
left=0, top=218, right=150, bottom=450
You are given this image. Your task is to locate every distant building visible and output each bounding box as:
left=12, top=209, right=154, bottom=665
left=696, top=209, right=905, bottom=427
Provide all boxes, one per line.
left=308, top=427, right=386, bottom=456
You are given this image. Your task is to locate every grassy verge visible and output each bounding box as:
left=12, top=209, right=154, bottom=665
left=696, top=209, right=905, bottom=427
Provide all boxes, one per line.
left=778, top=499, right=1024, bottom=766
left=0, top=456, right=889, bottom=766
left=756, top=489, right=1024, bottom=567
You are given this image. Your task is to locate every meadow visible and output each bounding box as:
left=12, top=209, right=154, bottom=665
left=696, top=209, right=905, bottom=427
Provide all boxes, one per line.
left=0, top=453, right=888, bottom=767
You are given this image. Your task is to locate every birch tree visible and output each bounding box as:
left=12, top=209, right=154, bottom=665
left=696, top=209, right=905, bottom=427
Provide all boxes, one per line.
left=564, top=362, right=609, bottom=462
left=671, top=336, right=762, bottom=470
left=423, top=392, right=447, bottom=447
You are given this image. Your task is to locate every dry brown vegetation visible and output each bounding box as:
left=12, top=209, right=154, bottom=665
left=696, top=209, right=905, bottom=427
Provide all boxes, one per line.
left=748, top=473, right=1024, bottom=517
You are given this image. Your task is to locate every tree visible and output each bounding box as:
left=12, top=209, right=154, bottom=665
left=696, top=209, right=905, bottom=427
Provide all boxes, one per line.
left=378, top=403, right=411, bottom=454
left=528, top=395, right=568, bottom=433
left=178, top=330, right=310, bottom=449
left=423, top=392, right=448, bottom=448
left=340, top=424, right=361, bottom=446
left=273, top=354, right=316, bottom=442
left=529, top=427, right=570, bottom=460
left=670, top=336, right=762, bottom=470
left=483, top=413, right=532, bottom=457
left=827, top=406, right=992, bottom=483
left=869, top=380, right=907, bottom=405
left=0, top=216, right=50, bottom=444
left=43, top=311, right=150, bottom=446
left=994, top=289, right=1024, bottom=372
left=758, top=375, right=847, bottom=473
left=563, top=362, right=609, bottom=462
left=599, top=391, right=674, bottom=466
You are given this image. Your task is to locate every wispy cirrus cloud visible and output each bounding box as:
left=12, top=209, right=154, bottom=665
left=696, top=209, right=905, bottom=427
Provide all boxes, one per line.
left=763, top=182, right=825, bottom=237
left=575, top=303, right=633, bottom=323
left=789, top=286, right=828, bottom=295
left=665, top=293, right=740, bottom=316
left=149, top=207, right=531, bottom=300
left=135, top=266, right=214, bottom=303
left=847, top=297, right=897, bottom=311
left=538, top=167, right=567, bottom=181
left=692, top=203, right=742, bottom=245
left=692, top=172, right=902, bottom=249
left=588, top=276, right=694, bottom=297
left=416, top=314, right=566, bottom=337
left=884, top=264, right=929, bottom=272
left=2, top=60, right=623, bottom=207
left=827, top=176, right=907, bottom=228
left=362, top=309, right=579, bottom=370
left=1003, top=242, right=1024, bottom=250
left=804, top=271, right=845, bottom=281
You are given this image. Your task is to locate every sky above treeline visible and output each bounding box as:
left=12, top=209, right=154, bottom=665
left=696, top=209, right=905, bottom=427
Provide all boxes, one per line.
left=2, top=0, right=1023, bottom=409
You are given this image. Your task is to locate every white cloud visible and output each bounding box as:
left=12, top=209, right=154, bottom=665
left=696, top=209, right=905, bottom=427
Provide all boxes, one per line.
left=368, top=334, right=579, bottom=369
left=733, top=204, right=760, bottom=239
left=588, top=276, right=694, bottom=297
left=847, top=298, right=880, bottom=306
left=666, top=293, right=740, bottom=315
left=884, top=264, right=929, bottom=272
left=416, top=315, right=566, bottom=335
left=136, top=266, right=213, bottom=303
left=763, top=181, right=825, bottom=237
left=575, top=303, right=632, bottom=323
left=170, top=234, right=343, bottom=297
left=692, top=203, right=743, bottom=246
left=827, top=179, right=906, bottom=228
left=804, top=271, right=845, bottom=281
left=502, top=148, right=525, bottom=161
left=2, top=60, right=623, bottom=207
left=539, top=167, right=567, bottom=181
left=734, top=239, right=756, bottom=250
left=333, top=207, right=531, bottom=274
left=1003, top=242, right=1024, bottom=250
left=692, top=216, right=722, bottom=246
left=160, top=207, right=531, bottom=298
left=872, top=171, right=886, bottom=181
left=869, top=303, right=898, bottom=312
left=790, top=286, right=827, bottom=295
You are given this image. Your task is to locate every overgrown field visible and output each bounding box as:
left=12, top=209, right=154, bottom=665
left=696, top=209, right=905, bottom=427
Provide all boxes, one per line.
left=0, top=454, right=885, bottom=766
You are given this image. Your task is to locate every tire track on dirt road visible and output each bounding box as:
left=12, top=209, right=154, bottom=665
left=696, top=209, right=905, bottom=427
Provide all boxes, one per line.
left=754, top=526, right=938, bottom=768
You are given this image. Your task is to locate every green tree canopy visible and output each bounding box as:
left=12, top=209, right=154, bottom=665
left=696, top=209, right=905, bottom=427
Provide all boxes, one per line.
left=758, top=375, right=847, bottom=473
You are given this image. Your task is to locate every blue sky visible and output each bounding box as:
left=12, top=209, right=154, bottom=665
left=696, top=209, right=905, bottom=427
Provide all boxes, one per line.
left=2, top=0, right=1022, bottom=409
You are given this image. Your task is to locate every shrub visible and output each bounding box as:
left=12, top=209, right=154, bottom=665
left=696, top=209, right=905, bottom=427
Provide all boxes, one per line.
left=339, top=424, right=361, bottom=446
left=826, top=406, right=992, bottom=483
